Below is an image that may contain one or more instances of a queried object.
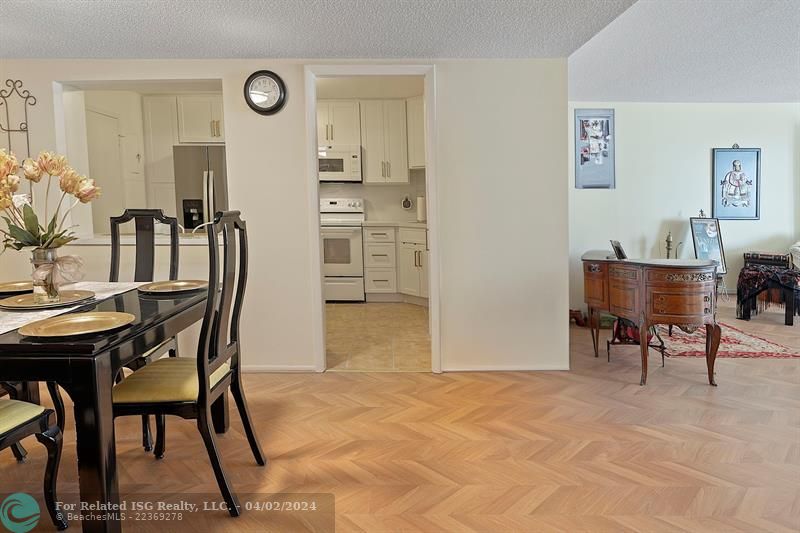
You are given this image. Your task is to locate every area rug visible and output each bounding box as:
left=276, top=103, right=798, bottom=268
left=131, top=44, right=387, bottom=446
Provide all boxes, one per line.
left=658, top=323, right=800, bottom=358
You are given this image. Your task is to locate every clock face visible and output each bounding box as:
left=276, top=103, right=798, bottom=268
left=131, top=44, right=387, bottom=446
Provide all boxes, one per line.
left=244, top=71, right=286, bottom=115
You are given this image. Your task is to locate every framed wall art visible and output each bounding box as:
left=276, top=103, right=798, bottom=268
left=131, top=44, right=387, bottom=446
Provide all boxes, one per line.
left=689, top=217, right=727, bottom=275
left=574, top=108, right=615, bottom=189
left=712, top=147, right=760, bottom=220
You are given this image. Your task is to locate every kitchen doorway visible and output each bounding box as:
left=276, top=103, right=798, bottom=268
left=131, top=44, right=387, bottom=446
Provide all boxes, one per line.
left=305, top=65, right=440, bottom=373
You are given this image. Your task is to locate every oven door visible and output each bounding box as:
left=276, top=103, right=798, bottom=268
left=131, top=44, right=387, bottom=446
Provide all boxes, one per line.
left=321, top=226, right=363, bottom=277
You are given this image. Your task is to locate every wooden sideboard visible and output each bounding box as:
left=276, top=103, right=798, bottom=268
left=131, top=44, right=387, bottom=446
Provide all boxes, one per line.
left=582, top=251, right=720, bottom=386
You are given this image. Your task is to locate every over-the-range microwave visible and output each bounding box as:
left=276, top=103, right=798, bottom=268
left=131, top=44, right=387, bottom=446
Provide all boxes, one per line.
left=318, top=144, right=361, bottom=182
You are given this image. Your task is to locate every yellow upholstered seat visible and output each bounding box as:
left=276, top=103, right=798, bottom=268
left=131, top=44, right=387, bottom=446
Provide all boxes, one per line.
left=113, top=357, right=231, bottom=404
left=0, top=399, right=45, bottom=435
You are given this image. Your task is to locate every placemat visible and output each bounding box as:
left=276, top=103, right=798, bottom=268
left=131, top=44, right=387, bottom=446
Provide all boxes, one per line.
left=0, top=281, right=146, bottom=336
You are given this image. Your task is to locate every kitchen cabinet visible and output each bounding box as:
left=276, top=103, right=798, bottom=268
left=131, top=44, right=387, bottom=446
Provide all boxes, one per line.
left=398, top=228, right=428, bottom=298
left=360, top=100, right=409, bottom=184
left=317, top=100, right=360, bottom=146
left=364, top=227, right=397, bottom=294
left=177, top=94, right=225, bottom=143
left=406, top=95, right=426, bottom=169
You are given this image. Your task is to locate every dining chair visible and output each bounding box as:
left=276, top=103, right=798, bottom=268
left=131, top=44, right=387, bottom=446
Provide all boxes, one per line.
left=110, top=209, right=180, bottom=456
left=111, top=210, right=265, bottom=516
left=0, top=394, right=68, bottom=530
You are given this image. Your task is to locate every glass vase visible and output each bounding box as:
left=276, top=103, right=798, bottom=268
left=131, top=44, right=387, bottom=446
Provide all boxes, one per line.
left=31, top=248, right=61, bottom=304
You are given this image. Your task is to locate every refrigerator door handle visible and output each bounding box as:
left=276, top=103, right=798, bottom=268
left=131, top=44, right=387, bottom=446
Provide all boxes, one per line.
left=202, top=170, right=210, bottom=224
left=208, top=170, right=216, bottom=220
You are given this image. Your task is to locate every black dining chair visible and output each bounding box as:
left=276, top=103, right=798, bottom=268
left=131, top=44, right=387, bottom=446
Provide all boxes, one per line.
left=111, top=211, right=265, bottom=516
left=110, top=209, right=180, bottom=456
left=0, top=392, right=68, bottom=530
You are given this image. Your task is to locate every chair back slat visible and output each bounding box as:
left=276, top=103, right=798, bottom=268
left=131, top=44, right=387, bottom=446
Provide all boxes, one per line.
left=197, top=211, right=247, bottom=402
left=109, top=209, right=180, bottom=282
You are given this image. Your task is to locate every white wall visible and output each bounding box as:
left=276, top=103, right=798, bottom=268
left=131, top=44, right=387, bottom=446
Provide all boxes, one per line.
left=0, top=58, right=569, bottom=372
left=569, top=102, right=800, bottom=309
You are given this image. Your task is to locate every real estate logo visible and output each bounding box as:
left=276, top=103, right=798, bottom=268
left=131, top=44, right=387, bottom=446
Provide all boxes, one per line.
left=0, top=493, right=40, bottom=533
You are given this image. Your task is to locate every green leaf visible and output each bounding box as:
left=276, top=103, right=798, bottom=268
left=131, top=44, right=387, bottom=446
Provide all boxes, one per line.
left=7, top=224, right=39, bottom=246
left=49, top=236, right=77, bottom=248
left=22, top=205, right=40, bottom=238
left=47, top=215, right=57, bottom=235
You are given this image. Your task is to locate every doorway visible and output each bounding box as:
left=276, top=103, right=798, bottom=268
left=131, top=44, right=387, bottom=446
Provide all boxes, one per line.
left=305, top=65, right=440, bottom=373
left=85, top=109, right=123, bottom=230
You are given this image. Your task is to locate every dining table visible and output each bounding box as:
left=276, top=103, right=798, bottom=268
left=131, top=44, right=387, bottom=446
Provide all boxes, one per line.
left=0, top=282, right=228, bottom=533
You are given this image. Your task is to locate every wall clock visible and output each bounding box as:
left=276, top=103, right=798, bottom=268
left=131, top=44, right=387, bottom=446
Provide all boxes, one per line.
left=243, top=70, right=287, bottom=115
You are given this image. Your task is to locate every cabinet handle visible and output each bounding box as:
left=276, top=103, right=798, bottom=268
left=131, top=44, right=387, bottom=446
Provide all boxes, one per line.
left=330, top=124, right=333, bottom=140
left=216, top=120, right=221, bottom=137
left=372, top=253, right=389, bottom=257
left=381, top=161, right=386, bottom=177
left=418, top=251, right=423, bottom=267
left=372, top=232, right=387, bottom=237
left=387, top=161, right=391, bottom=177
left=211, top=120, right=215, bottom=137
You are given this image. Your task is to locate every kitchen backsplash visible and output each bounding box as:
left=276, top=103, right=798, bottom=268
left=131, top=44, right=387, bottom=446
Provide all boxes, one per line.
left=320, top=169, right=426, bottom=222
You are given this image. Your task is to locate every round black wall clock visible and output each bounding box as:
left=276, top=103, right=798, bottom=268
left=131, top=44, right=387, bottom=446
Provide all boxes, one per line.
left=243, top=70, right=287, bottom=115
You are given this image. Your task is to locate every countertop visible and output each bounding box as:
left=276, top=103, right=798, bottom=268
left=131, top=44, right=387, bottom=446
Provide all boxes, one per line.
left=581, top=250, right=716, bottom=268
left=362, top=221, right=428, bottom=229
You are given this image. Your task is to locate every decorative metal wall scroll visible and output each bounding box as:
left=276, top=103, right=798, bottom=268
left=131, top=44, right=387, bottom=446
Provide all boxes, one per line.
left=1, top=79, right=37, bottom=157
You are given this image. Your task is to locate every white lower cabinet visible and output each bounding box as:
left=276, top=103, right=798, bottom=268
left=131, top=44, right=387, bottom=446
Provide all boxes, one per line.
left=365, top=269, right=397, bottom=293
left=398, top=228, right=429, bottom=298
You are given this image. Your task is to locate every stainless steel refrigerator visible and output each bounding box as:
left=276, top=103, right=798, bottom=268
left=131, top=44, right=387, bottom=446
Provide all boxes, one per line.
left=172, top=145, right=229, bottom=230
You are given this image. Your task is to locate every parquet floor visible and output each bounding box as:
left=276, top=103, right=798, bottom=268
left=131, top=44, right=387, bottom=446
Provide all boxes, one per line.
left=1, top=302, right=798, bottom=532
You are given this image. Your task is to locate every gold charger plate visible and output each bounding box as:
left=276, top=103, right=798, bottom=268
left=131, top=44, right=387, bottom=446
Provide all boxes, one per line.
left=19, top=312, right=135, bottom=338
left=138, top=280, right=208, bottom=294
left=0, top=281, right=33, bottom=294
left=0, top=290, right=96, bottom=310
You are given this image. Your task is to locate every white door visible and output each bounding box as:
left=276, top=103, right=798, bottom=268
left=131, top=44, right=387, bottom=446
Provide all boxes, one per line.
left=143, top=96, right=179, bottom=212
left=177, top=95, right=216, bottom=143
left=360, top=100, right=386, bottom=183
left=406, top=96, right=426, bottom=169
left=329, top=100, right=360, bottom=145
left=317, top=102, right=330, bottom=144
left=398, top=243, right=420, bottom=296
left=384, top=100, right=409, bottom=183
left=86, top=109, right=124, bottom=232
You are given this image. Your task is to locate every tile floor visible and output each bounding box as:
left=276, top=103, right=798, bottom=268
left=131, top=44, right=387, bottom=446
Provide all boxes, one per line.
left=326, top=302, right=431, bottom=371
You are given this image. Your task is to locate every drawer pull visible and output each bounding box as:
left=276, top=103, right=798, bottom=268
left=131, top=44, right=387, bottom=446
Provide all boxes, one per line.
left=703, top=295, right=710, bottom=302
left=588, top=264, right=601, bottom=273
left=372, top=232, right=388, bottom=236
left=372, top=254, right=389, bottom=257
left=374, top=279, right=389, bottom=283
left=704, top=307, right=711, bottom=314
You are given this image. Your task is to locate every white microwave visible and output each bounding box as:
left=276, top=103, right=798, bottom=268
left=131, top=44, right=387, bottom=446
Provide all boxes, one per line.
left=318, top=145, right=362, bottom=182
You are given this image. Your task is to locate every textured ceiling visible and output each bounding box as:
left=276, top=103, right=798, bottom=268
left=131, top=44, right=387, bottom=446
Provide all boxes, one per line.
left=0, top=0, right=634, bottom=59
left=569, top=0, right=800, bottom=102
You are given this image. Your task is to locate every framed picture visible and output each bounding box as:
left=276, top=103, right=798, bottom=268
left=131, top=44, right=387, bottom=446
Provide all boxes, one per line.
left=575, top=109, right=615, bottom=189
left=609, top=240, right=627, bottom=259
left=712, top=147, right=760, bottom=220
left=689, top=217, right=726, bottom=275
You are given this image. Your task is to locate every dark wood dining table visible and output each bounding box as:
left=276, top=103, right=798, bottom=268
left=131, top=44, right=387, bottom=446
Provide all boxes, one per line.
left=0, top=286, right=226, bottom=533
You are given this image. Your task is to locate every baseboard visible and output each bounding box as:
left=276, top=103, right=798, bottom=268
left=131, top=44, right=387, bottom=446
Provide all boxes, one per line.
left=241, top=365, right=320, bottom=373
left=366, top=292, right=429, bottom=307
left=442, top=364, right=571, bottom=372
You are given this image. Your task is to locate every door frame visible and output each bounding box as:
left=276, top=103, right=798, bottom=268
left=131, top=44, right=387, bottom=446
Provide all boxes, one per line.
left=304, top=64, right=441, bottom=373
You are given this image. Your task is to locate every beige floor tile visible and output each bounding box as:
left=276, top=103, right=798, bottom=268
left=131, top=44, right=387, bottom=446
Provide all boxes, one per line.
left=326, top=302, right=431, bottom=372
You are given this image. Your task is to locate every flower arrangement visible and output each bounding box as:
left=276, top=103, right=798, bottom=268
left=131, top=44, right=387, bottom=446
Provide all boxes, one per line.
left=0, top=149, right=101, bottom=252
left=0, top=149, right=100, bottom=303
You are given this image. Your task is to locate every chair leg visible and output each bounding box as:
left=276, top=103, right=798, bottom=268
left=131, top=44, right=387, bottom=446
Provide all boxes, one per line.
left=197, top=413, right=241, bottom=517
left=230, top=379, right=267, bottom=466
left=11, top=442, right=27, bottom=462
left=35, top=426, right=68, bottom=530
left=142, top=415, right=153, bottom=452
left=154, top=415, right=166, bottom=459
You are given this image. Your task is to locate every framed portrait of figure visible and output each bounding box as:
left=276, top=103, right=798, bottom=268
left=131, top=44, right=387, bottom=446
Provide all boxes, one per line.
left=712, top=147, right=760, bottom=220
left=689, top=217, right=726, bottom=275
left=575, top=109, right=615, bottom=189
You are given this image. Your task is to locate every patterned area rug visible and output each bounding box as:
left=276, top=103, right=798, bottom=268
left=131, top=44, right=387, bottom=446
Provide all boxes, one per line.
left=659, top=323, right=800, bottom=358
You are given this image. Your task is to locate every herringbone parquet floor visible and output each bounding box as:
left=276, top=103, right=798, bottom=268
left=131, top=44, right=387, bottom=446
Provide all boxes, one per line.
left=2, top=302, right=798, bottom=532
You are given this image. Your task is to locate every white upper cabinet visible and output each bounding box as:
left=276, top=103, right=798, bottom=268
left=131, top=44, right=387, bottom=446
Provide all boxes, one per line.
left=360, top=99, right=409, bottom=184
left=317, top=100, right=360, bottom=146
left=406, top=95, right=426, bottom=169
left=176, top=94, right=224, bottom=143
